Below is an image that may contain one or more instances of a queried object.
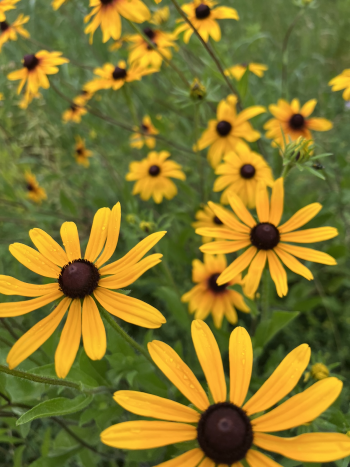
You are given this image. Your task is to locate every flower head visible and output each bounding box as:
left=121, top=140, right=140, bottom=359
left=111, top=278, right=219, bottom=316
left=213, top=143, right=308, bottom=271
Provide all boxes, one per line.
left=126, top=151, right=186, bottom=203
left=225, top=62, right=268, bottom=80
left=101, top=321, right=350, bottom=465
left=197, top=178, right=338, bottom=298
left=0, top=203, right=166, bottom=378
left=24, top=172, right=47, bottom=204
left=0, top=14, right=29, bottom=51
left=62, top=103, right=87, bottom=124
left=213, top=143, right=274, bottom=207
left=0, top=0, right=20, bottom=22
left=329, top=69, right=350, bottom=101
left=73, top=90, right=93, bottom=106
left=175, top=0, right=239, bottom=43
left=196, top=95, right=266, bottom=168
left=129, top=115, right=158, bottom=149
left=150, top=6, right=169, bottom=26
left=74, top=136, right=92, bottom=167
left=192, top=202, right=237, bottom=243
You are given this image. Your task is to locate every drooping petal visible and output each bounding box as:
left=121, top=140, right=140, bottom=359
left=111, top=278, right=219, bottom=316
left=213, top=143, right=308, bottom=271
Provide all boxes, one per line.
left=82, top=295, right=106, bottom=360
left=208, top=201, right=251, bottom=233
left=148, top=340, right=210, bottom=411
left=229, top=326, right=253, bottom=407
left=256, top=184, right=269, bottom=223
left=95, top=202, right=121, bottom=268
left=228, top=193, right=257, bottom=227
left=280, top=227, right=338, bottom=243
left=278, top=243, right=336, bottom=265
left=0, top=290, right=63, bottom=317
left=244, top=250, right=267, bottom=298
left=217, top=246, right=257, bottom=285
left=0, top=276, right=59, bottom=297
left=200, top=240, right=251, bottom=255
left=60, top=222, right=81, bottom=261
left=274, top=246, right=313, bottom=280
left=85, top=207, right=110, bottom=263
left=9, top=243, right=61, bottom=278
left=29, top=228, right=68, bottom=267
left=154, top=449, right=205, bottom=467
left=246, top=449, right=283, bottom=467
left=267, top=250, right=288, bottom=297
left=278, top=203, right=322, bottom=233
left=269, top=178, right=284, bottom=226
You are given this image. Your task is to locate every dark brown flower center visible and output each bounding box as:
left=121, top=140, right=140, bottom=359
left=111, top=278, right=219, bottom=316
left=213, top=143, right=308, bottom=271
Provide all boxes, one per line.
left=289, top=113, right=305, bottom=130
left=0, top=21, right=9, bottom=32
left=213, top=216, right=223, bottom=225
left=100, top=0, right=113, bottom=4
left=112, top=66, right=127, bottom=80
left=216, top=120, right=232, bottom=136
left=195, top=3, right=211, bottom=19
left=147, top=40, right=157, bottom=50
left=58, top=259, right=100, bottom=299
left=26, top=183, right=35, bottom=192
left=70, top=103, right=78, bottom=111
left=197, top=402, right=253, bottom=464
left=143, top=27, right=155, bottom=40
left=149, top=165, right=160, bottom=176
left=23, top=54, right=39, bottom=71
left=76, top=148, right=84, bottom=155
left=208, top=273, right=228, bottom=294
left=240, top=164, right=256, bottom=179
left=141, top=124, right=149, bottom=132
left=250, top=223, right=280, bottom=250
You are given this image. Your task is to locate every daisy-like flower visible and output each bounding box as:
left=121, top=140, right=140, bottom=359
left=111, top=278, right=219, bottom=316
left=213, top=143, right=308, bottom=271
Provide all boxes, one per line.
left=62, top=103, right=87, bottom=124
left=0, top=14, right=30, bottom=52
left=128, top=27, right=176, bottom=69
left=196, top=95, right=266, bottom=168
left=25, top=172, right=47, bottom=204
left=213, top=143, right=274, bottom=208
left=126, top=151, right=186, bottom=204
left=7, top=51, right=68, bottom=108
left=175, top=0, right=239, bottom=43
left=84, top=60, right=157, bottom=94
left=225, top=62, right=268, bottom=81
left=197, top=178, right=338, bottom=298
left=0, top=0, right=20, bottom=21
left=264, top=98, right=333, bottom=149
left=74, top=136, right=92, bottom=167
left=130, top=115, right=158, bottom=149
left=101, top=320, right=350, bottom=466
left=0, top=203, right=166, bottom=378
left=84, top=0, right=150, bottom=44
left=329, top=69, right=350, bottom=101
left=150, top=6, right=169, bottom=26
left=182, top=254, right=249, bottom=328
left=192, top=202, right=237, bottom=243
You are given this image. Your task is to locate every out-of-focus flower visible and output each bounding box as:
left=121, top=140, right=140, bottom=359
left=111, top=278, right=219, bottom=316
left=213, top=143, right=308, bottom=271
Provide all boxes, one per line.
left=0, top=0, right=20, bottom=22
left=130, top=115, right=158, bottom=149
left=126, top=214, right=136, bottom=224
left=311, top=363, right=330, bottom=380
left=150, top=6, right=169, bottom=25
left=329, top=69, right=350, bottom=101
left=0, top=14, right=30, bottom=51
left=192, top=203, right=237, bottom=243
left=52, top=0, right=67, bottom=9
left=24, top=172, right=47, bottom=204
left=73, top=90, right=93, bottom=107
left=225, top=63, right=268, bottom=81
left=190, top=77, right=206, bottom=100
left=140, top=221, right=155, bottom=233
left=62, top=103, right=87, bottom=124
left=109, top=35, right=131, bottom=51
left=74, top=136, right=92, bottom=167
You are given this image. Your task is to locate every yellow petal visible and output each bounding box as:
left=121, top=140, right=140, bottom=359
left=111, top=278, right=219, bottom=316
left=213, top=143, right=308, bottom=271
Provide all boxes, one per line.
left=246, top=449, right=283, bottom=467
left=29, top=228, right=68, bottom=267
left=244, top=250, right=267, bottom=298
left=274, top=246, right=313, bottom=281
left=300, top=99, right=317, bottom=118
left=0, top=275, right=58, bottom=297
left=228, top=192, right=257, bottom=227
left=114, top=390, right=200, bottom=423
left=198, top=458, right=215, bottom=467
left=217, top=246, right=257, bottom=285
left=0, top=290, right=63, bottom=317
left=278, top=203, right=322, bottom=233
left=154, top=449, right=205, bottom=467
left=6, top=297, right=70, bottom=369
left=280, top=226, right=338, bottom=243
left=95, top=202, right=121, bottom=268
left=243, top=344, right=311, bottom=415
left=269, top=178, right=284, bottom=226
left=267, top=250, right=288, bottom=298
left=229, top=326, right=253, bottom=406
left=234, top=106, right=266, bottom=126
left=208, top=201, right=251, bottom=233
left=278, top=243, right=336, bottom=265
left=9, top=243, right=61, bottom=278
left=306, top=117, right=333, bottom=131
left=82, top=295, right=106, bottom=360
left=252, top=377, right=343, bottom=432
left=256, top=184, right=269, bottom=223
left=191, top=320, right=227, bottom=403
left=200, top=240, right=251, bottom=255
left=100, top=420, right=197, bottom=450
left=60, top=222, right=81, bottom=261
left=85, top=207, right=110, bottom=263
left=148, top=340, right=210, bottom=411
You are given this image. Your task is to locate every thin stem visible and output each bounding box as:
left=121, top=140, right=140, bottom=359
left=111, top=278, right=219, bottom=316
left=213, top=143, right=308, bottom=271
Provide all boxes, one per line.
left=194, top=103, right=205, bottom=202
left=281, top=163, right=293, bottom=179
left=122, top=85, right=139, bottom=127
left=261, top=268, right=270, bottom=321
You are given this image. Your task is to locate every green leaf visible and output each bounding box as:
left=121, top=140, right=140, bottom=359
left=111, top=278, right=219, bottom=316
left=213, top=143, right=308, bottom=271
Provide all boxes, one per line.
left=154, top=286, right=191, bottom=331
left=14, top=445, right=26, bottom=467
left=16, top=394, right=93, bottom=425
left=253, top=311, right=300, bottom=351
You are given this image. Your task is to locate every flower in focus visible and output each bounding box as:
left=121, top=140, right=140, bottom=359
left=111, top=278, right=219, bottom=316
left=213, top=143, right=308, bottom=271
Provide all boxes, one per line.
left=25, top=172, right=47, bottom=204
left=197, top=178, right=338, bottom=298
left=213, top=143, right=274, bottom=207
left=52, top=0, right=67, bottom=9
left=126, top=151, right=186, bottom=203
left=74, top=136, right=92, bottom=167
left=0, top=0, right=20, bottom=21
left=84, top=0, right=150, bottom=44
left=175, top=0, right=239, bottom=43
left=0, top=14, right=30, bottom=52
left=264, top=99, right=333, bottom=149
left=329, top=70, right=350, bottom=101
left=182, top=254, right=250, bottom=327
left=190, top=77, right=206, bottom=100
left=62, top=103, right=87, bottom=124
left=7, top=50, right=69, bottom=108
left=101, top=320, right=350, bottom=465
left=150, top=6, right=169, bottom=26
left=0, top=203, right=166, bottom=378
left=225, top=62, right=268, bottom=81
left=129, top=115, right=158, bottom=149
left=196, top=95, right=266, bottom=168
left=84, top=60, right=157, bottom=94
left=192, top=202, right=237, bottom=243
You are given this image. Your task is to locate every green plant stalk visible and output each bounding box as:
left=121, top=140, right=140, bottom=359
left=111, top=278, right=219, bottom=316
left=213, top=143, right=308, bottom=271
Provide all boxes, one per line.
left=281, top=163, right=293, bottom=179
left=261, top=268, right=270, bottom=321
left=194, top=102, right=205, bottom=202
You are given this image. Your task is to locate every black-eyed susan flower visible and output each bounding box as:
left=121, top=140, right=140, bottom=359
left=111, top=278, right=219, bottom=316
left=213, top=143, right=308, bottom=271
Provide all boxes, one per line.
left=25, top=172, right=47, bottom=204
left=62, top=103, right=87, bottom=124
left=7, top=50, right=68, bottom=108
left=225, top=62, right=268, bottom=81
left=84, top=60, right=157, bottom=94
left=192, top=202, right=237, bottom=243
left=175, top=0, right=239, bottom=43
left=84, top=0, right=150, bottom=44
left=0, top=14, right=29, bottom=51
left=213, top=143, right=274, bottom=208
left=329, top=70, right=350, bottom=101
left=126, top=151, right=186, bottom=204
left=196, top=95, right=266, bottom=168
left=150, top=6, right=169, bottom=26
left=74, top=136, right=92, bottom=167
left=0, top=0, right=20, bottom=21
left=0, top=203, right=166, bottom=378
left=264, top=98, right=333, bottom=149
left=182, top=254, right=249, bottom=328
left=197, top=178, right=338, bottom=298
left=129, top=115, right=158, bottom=149
left=101, top=321, right=350, bottom=465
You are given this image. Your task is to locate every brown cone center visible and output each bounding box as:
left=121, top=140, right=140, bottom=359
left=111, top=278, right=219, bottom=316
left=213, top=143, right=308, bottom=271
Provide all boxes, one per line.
left=250, top=222, right=280, bottom=250
left=58, top=259, right=100, bottom=299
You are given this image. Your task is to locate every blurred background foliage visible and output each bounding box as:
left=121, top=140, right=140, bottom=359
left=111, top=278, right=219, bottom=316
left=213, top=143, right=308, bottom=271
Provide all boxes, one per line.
left=0, top=0, right=350, bottom=466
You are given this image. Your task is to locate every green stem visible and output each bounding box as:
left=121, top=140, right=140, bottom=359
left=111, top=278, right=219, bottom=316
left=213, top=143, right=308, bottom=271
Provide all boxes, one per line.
left=122, top=85, right=139, bottom=127
left=194, top=103, right=205, bottom=202
left=281, top=163, right=293, bottom=179
left=261, top=268, right=270, bottom=321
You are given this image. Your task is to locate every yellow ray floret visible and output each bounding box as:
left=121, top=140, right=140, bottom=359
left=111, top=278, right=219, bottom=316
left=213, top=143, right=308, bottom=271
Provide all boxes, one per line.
left=24, top=171, right=47, bottom=204
left=0, top=14, right=30, bottom=52
left=329, top=69, right=350, bottom=101
left=0, top=0, right=20, bottom=22
left=225, top=62, right=268, bottom=80
left=129, top=115, right=159, bottom=149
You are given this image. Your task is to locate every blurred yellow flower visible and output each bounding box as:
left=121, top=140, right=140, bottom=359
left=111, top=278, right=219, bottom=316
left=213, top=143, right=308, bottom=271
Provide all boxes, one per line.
left=0, top=14, right=30, bottom=51
left=0, top=0, right=20, bottom=21
left=150, top=6, right=169, bottom=25
left=73, top=90, right=93, bottom=106
left=329, top=69, right=350, bottom=101
left=74, top=136, right=92, bottom=167
left=51, top=0, right=67, bottom=9
left=225, top=63, right=268, bottom=81
left=129, top=115, right=158, bottom=149
left=192, top=203, right=237, bottom=243
left=62, top=103, right=87, bottom=124
left=24, top=172, right=47, bottom=204
left=311, top=363, right=330, bottom=380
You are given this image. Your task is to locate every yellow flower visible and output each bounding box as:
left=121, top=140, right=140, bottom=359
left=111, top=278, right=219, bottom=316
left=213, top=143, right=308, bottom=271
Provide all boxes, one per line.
left=84, top=60, right=157, bottom=94
left=329, top=69, right=350, bottom=101
left=24, top=172, right=47, bottom=204
left=51, top=0, right=67, bottom=9
left=73, top=90, right=93, bottom=106
left=0, top=0, right=20, bottom=21
left=84, top=0, right=150, bottom=44
left=197, top=178, right=338, bottom=298
left=126, top=151, right=186, bottom=204
left=150, top=6, right=169, bottom=26
left=62, top=103, right=87, bottom=124
left=196, top=95, right=266, bottom=168
left=213, top=143, right=274, bottom=208
left=7, top=50, right=68, bottom=108
left=0, top=203, right=166, bottom=378
left=192, top=202, right=237, bottom=243
left=109, top=34, right=132, bottom=51
left=182, top=254, right=250, bottom=328
left=74, top=136, right=92, bottom=167
left=225, top=62, right=268, bottom=81
left=0, top=14, right=30, bottom=51
left=311, top=363, right=330, bottom=380
left=129, top=115, right=158, bottom=149
left=128, top=27, right=176, bottom=69
left=175, top=0, right=239, bottom=43
left=101, top=320, right=350, bottom=465
left=264, top=99, right=333, bottom=149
